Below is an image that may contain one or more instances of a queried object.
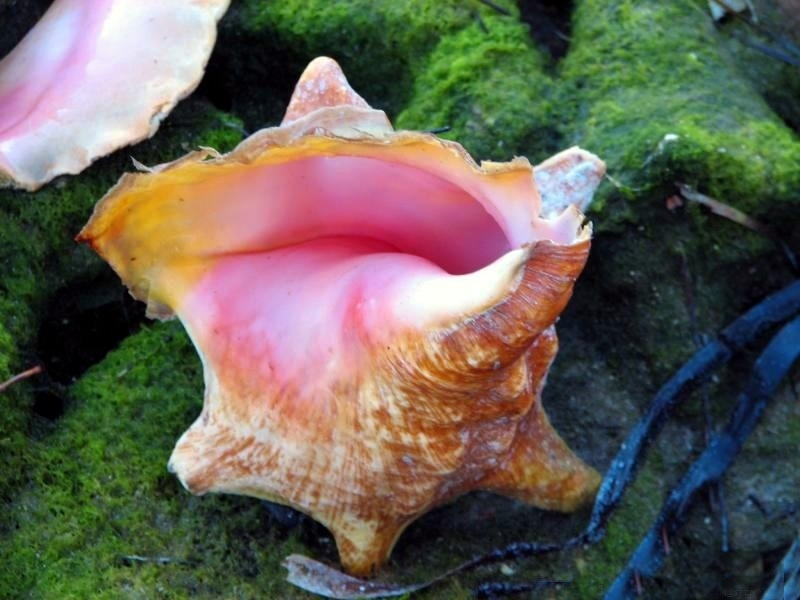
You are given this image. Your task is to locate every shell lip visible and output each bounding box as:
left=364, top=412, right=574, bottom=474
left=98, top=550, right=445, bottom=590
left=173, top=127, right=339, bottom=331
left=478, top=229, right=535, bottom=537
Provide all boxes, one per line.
left=76, top=132, right=597, bottom=329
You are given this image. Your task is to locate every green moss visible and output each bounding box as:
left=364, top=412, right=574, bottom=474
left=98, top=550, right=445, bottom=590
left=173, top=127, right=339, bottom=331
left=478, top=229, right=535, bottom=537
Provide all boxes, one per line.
left=0, top=318, right=32, bottom=504
left=240, top=0, right=474, bottom=111
left=546, top=0, right=800, bottom=384
left=567, top=468, right=664, bottom=598
left=156, top=101, right=246, bottom=155
left=395, top=19, right=556, bottom=161
left=0, top=98, right=244, bottom=510
left=558, top=0, right=800, bottom=229
left=212, top=0, right=526, bottom=129
left=0, top=170, right=111, bottom=513
left=227, top=1, right=557, bottom=161
left=0, top=323, right=313, bottom=599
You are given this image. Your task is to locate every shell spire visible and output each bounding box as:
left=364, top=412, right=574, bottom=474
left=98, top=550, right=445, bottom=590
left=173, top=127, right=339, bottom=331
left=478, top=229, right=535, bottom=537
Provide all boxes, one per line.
left=282, top=57, right=371, bottom=123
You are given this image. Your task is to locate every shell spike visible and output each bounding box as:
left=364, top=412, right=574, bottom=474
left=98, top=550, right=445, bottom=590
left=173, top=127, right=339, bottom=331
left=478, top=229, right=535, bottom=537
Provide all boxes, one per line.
left=282, top=57, right=371, bottom=124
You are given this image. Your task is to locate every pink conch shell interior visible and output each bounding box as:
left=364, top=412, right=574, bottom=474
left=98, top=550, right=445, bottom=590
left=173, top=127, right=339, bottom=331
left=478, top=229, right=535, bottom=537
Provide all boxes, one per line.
left=0, top=0, right=230, bottom=190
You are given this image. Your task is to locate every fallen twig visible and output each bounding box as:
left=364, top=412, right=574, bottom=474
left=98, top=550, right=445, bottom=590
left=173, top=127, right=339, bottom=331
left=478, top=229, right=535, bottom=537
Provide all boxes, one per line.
left=676, top=183, right=798, bottom=271
left=762, top=533, right=800, bottom=600
left=0, top=365, right=43, bottom=393
left=582, top=279, right=800, bottom=544
left=284, top=553, right=568, bottom=600
left=423, top=125, right=452, bottom=135
left=284, top=554, right=449, bottom=599
left=677, top=183, right=772, bottom=236
left=118, top=554, right=193, bottom=566
left=475, top=0, right=511, bottom=17
left=604, top=315, right=800, bottom=598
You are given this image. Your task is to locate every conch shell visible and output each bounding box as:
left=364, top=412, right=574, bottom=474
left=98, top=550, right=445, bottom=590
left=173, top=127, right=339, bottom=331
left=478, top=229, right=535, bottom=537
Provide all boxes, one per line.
left=78, top=57, right=605, bottom=576
left=0, top=0, right=230, bottom=190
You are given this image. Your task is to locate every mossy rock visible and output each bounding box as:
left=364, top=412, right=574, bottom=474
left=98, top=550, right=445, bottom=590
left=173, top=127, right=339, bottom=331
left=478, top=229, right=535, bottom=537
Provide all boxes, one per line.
left=1, top=0, right=798, bottom=598
left=395, top=19, right=557, bottom=161
left=0, top=323, right=313, bottom=598
left=205, top=0, right=496, bottom=130
left=0, top=99, right=243, bottom=513
left=558, top=0, right=800, bottom=228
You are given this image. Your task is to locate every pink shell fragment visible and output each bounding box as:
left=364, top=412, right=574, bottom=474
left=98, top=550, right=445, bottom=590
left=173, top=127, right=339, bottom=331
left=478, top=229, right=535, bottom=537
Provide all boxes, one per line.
left=0, top=0, right=230, bottom=191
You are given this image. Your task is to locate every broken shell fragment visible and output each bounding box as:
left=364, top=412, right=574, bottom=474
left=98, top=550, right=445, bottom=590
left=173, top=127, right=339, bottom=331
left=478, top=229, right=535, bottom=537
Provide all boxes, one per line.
left=534, top=146, right=606, bottom=217
left=0, top=0, right=230, bottom=191
left=78, top=56, right=605, bottom=576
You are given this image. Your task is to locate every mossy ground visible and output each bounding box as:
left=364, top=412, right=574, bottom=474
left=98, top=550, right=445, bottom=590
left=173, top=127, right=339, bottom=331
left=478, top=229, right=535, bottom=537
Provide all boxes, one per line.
left=558, top=1, right=800, bottom=231
left=0, top=100, right=246, bottom=597
left=205, top=0, right=490, bottom=131
left=0, top=323, right=314, bottom=598
left=395, top=19, right=557, bottom=161
left=1, top=0, right=798, bottom=598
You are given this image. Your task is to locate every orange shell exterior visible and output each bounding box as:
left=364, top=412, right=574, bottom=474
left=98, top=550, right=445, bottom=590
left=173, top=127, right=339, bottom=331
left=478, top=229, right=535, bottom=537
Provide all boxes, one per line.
left=167, top=240, right=599, bottom=575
